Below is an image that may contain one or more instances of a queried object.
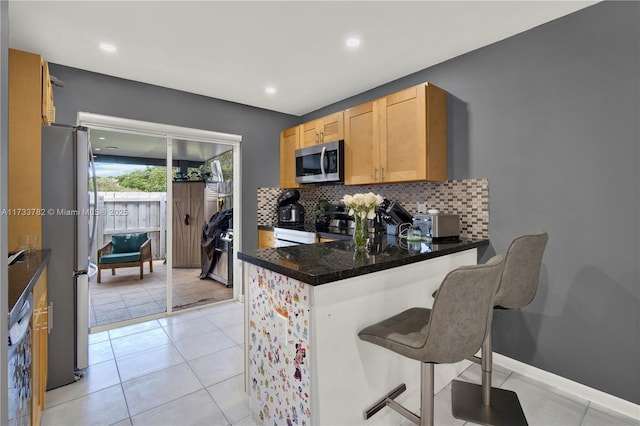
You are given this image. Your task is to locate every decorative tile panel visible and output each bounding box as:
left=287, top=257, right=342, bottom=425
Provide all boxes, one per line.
left=257, top=178, right=489, bottom=239
left=247, top=265, right=312, bottom=425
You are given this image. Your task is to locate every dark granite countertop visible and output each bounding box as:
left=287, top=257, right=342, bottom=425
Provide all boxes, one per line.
left=239, top=236, right=488, bottom=286
left=8, top=249, right=50, bottom=326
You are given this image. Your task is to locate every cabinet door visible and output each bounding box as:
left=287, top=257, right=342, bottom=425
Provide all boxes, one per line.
left=300, top=112, right=344, bottom=147
left=258, top=229, right=275, bottom=248
left=8, top=49, right=43, bottom=251
left=173, top=182, right=205, bottom=267
left=379, top=83, right=447, bottom=182
left=318, top=111, right=344, bottom=143
left=345, top=101, right=379, bottom=185
left=379, top=85, right=427, bottom=182
left=188, top=182, right=205, bottom=267
left=279, top=126, right=300, bottom=188
left=301, top=120, right=319, bottom=147
left=172, top=183, right=191, bottom=267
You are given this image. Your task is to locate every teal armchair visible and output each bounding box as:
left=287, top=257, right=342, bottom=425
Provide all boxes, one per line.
left=97, top=232, right=153, bottom=283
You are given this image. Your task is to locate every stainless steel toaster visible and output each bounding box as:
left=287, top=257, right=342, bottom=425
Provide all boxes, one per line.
left=413, top=213, right=460, bottom=240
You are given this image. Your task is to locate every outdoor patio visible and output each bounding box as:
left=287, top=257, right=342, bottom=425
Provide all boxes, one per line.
left=90, top=260, right=233, bottom=328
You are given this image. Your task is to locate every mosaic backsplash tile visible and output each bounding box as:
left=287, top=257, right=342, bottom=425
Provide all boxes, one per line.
left=247, top=265, right=312, bottom=425
left=258, top=178, right=489, bottom=240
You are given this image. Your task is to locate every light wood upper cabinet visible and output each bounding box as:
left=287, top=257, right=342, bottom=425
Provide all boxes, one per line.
left=300, top=112, right=344, bottom=147
left=344, top=101, right=380, bottom=185
left=345, top=82, right=447, bottom=184
left=279, top=126, right=300, bottom=189
left=8, top=49, right=55, bottom=250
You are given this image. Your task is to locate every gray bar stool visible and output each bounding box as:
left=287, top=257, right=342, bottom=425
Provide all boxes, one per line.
left=358, top=255, right=505, bottom=426
left=451, top=231, right=548, bottom=426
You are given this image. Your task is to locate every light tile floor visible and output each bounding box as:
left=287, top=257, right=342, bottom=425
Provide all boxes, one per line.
left=43, top=300, right=639, bottom=426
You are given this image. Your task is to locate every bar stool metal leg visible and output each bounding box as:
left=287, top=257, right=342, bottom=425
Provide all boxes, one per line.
left=482, top=330, right=492, bottom=406
left=451, top=328, right=528, bottom=426
left=421, top=363, right=434, bottom=426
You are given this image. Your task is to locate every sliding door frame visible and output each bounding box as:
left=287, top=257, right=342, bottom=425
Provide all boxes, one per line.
left=77, top=112, right=243, bottom=317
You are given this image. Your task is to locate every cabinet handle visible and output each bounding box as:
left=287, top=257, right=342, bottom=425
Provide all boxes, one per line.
left=381, top=167, right=385, bottom=181
left=48, top=302, right=53, bottom=333
left=319, top=130, right=323, bottom=143
left=315, top=133, right=319, bottom=144
left=42, top=306, right=48, bottom=332
left=373, top=167, right=377, bottom=181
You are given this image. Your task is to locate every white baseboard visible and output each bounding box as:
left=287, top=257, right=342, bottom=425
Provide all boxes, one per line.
left=493, top=353, right=640, bottom=421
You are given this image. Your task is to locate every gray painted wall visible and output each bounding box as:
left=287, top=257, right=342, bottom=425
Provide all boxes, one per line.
left=301, top=2, right=639, bottom=404
left=48, top=65, right=298, bottom=251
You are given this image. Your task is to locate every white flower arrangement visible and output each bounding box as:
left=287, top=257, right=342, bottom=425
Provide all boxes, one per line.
left=342, top=192, right=384, bottom=219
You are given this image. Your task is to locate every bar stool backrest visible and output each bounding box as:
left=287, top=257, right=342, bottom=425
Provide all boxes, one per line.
left=494, top=232, right=548, bottom=309
left=422, top=255, right=505, bottom=364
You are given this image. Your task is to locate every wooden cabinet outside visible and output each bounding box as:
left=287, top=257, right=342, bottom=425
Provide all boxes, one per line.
left=345, top=82, right=447, bottom=184
left=258, top=229, right=275, bottom=249
left=279, top=126, right=300, bottom=189
left=31, top=267, right=48, bottom=426
left=300, top=112, right=344, bottom=147
left=8, top=49, right=55, bottom=251
left=172, top=181, right=205, bottom=267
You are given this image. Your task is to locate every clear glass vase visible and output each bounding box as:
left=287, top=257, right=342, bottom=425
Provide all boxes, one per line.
left=352, top=214, right=369, bottom=251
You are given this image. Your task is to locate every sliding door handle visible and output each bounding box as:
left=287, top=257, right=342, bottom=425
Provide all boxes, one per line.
left=184, top=214, right=190, bottom=225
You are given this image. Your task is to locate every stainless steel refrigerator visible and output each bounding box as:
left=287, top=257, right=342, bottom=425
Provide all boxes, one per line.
left=41, top=124, right=97, bottom=389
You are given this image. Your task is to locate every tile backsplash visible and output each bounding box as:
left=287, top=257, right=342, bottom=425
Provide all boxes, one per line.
left=258, top=178, right=489, bottom=239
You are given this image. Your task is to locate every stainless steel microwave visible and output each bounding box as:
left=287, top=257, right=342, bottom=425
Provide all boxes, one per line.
left=295, top=140, right=344, bottom=184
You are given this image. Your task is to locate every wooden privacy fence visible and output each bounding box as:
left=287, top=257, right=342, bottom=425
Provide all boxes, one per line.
left=90, top=192, right=167, bottom=263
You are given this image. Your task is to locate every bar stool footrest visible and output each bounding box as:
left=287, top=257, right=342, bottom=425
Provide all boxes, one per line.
left=451, top=380, right=528, bottom=426
left=363, top=383, right=407, bottom=420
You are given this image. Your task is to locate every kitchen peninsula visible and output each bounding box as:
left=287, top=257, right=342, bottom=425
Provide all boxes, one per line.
left=239, top=236, right=488, bottom=425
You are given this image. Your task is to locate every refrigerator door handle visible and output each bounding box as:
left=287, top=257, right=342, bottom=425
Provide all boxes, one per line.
left=88, top=138, right=98, bottom=248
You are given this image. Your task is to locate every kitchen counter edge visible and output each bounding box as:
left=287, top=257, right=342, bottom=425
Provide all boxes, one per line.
left=8, top=249, right=51, bottom=325
left=239, top=239, right=489, bottom=286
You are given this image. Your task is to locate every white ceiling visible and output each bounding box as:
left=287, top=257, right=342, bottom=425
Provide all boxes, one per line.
left=9, top=1, right=597, bottom=116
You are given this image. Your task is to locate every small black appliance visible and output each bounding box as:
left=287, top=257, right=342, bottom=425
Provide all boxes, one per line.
left=378, top=199, right=413, bottom=232
left=277, top=190, right=305, bottom=225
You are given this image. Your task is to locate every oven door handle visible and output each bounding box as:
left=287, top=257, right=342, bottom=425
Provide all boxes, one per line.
left=320, top=146, right=326, bottom=176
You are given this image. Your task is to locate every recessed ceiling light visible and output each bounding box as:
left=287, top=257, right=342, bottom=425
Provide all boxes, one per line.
left=346, top=37, right=361, bottom=48
left=93, top=148, right=101, bottom=152
left=105, top=146, right=118, bottom=150
left=99, top=43, right=117, bottom=53
left=265, top=87, right=277, bottom=94
left=99, top=137, right=106, bottom=140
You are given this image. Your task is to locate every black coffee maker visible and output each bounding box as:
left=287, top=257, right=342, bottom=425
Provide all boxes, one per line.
left=378, top=199, right=413, bottom=233
left=277, top=190, right=305, bottom=225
